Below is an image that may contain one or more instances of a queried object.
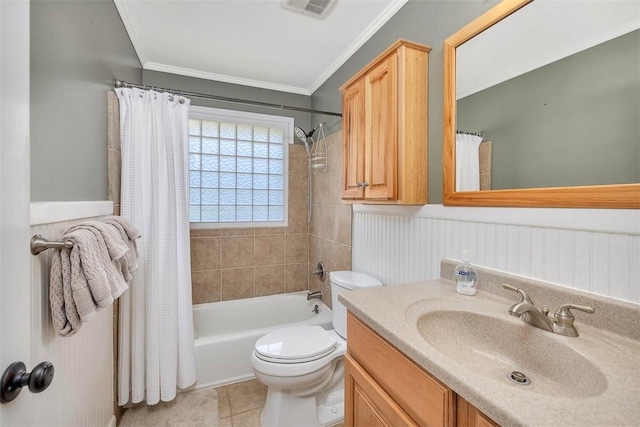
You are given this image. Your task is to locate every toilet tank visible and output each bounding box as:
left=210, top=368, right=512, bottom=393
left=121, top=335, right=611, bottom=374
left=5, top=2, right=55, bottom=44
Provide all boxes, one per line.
left=330, top=271, right=383, bottom=339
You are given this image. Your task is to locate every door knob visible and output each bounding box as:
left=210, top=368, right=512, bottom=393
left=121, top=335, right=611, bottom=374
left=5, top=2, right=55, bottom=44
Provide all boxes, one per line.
left=0, top=361, right=55, bottom=403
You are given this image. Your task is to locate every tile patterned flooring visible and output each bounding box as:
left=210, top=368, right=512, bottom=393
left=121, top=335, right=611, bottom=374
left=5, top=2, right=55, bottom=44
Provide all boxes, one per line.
left=215, top=378, right=344, bottom=427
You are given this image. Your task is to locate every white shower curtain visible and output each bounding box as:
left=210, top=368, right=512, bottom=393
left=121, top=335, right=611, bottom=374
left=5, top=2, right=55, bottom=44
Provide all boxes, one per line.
left=115, top=88, right=196, bottom=405
left=455, top=133, right=483, bottom=191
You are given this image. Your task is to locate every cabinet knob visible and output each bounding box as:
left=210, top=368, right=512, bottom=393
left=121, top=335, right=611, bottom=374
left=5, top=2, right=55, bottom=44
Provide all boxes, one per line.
left=356, top=182, right=363, bottom=188
left=362, top=182, right=369, bottom=187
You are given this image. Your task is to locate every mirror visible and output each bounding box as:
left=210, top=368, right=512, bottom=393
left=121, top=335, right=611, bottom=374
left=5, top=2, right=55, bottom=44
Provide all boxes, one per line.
left=443, top=0, right=640, bottom=208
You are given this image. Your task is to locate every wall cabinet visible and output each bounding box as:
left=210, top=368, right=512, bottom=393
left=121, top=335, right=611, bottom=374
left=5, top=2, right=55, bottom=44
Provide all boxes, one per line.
left=339, top=40, right=430, bottom=204
left=346, top=312, right=498, bottom=427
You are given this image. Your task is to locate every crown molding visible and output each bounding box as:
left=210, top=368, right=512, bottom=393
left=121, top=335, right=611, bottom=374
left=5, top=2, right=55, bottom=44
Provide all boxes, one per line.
left=113, top=0, right=147, bottom=66
left=144, top=62, right=312, bottom=96
left=308, top=0, right=409, bottom=94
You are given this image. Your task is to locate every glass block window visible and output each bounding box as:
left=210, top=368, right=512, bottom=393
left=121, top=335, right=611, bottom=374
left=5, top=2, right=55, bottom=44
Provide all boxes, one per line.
left=188, top=106, right=292, bottom=228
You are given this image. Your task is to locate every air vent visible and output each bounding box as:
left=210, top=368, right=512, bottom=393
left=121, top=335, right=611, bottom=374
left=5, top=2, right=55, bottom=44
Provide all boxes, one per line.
left=280, top=0, right=337, bottom=19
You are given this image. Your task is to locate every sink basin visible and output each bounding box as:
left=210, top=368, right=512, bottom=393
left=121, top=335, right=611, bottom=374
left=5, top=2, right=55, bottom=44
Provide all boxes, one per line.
left=412, top=302, right=607, bottom=398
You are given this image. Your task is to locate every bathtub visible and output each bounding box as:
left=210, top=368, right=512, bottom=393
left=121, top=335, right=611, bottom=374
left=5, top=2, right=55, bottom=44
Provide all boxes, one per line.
left=192, top=291, right=333, bottom=389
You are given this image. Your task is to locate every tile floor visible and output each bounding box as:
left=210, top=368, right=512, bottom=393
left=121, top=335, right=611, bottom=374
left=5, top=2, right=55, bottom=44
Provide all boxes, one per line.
left=215, top=378, right=344, bottom=427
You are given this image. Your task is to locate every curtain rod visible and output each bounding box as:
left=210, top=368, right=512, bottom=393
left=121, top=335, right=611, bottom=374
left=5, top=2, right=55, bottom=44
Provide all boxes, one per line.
left=114, top=80, right=342, bottom=118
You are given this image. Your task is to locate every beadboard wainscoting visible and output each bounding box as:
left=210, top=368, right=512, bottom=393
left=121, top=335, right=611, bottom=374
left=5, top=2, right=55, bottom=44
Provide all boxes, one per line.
left=352, top=205, right=640, bottom=305
left=30, top=202, right=115, bottom=427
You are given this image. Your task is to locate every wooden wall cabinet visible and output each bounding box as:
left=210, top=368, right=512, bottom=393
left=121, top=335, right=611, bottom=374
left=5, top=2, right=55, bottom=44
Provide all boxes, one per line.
left=346, top=312, right=498, bottom=427
left=339, top=40, right=430, bottom=204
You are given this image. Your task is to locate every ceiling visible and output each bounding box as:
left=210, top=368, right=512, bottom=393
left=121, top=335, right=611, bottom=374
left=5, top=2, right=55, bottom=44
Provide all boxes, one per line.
left=115, top=0, right=408, bottom=96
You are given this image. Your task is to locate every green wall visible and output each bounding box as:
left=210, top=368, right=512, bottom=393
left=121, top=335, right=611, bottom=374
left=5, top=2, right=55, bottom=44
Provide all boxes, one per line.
left=31, top=0, right=142, bottom=201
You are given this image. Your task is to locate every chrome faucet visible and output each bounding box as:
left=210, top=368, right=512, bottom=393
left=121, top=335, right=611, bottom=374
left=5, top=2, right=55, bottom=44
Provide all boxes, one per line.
left=307, top=290, right=323, bottom=301
left=502, top=284, right=595, bottom=337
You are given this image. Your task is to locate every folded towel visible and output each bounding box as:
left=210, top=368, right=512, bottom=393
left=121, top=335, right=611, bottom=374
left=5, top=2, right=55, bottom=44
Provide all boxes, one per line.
left=66, top=222, right=129, bottom=300
left=49, top=217, right=141, bottom=336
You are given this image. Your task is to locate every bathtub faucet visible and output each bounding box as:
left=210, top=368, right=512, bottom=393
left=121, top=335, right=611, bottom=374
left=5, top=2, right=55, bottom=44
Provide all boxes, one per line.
left=307, top=290, right=323, bottom=301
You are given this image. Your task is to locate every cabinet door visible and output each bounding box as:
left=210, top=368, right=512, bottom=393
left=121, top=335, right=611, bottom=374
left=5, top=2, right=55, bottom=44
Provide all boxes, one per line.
left=342, top=80, right=365, bottom=199
left=456, top=395, right=498, bottom=427
left=364, top=53, right=398, bottom=200
left=345, top=354, right=418, bottom=427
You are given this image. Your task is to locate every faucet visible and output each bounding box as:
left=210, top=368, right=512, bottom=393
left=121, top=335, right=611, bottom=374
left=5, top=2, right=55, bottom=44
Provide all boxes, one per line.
left=502, top=284, right=595, bottom=337
left=307, top=290, right=323, bottom=301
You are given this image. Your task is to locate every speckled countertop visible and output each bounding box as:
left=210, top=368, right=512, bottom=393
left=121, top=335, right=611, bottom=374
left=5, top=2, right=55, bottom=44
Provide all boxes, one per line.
left=339, top=270, right=640, bottom=427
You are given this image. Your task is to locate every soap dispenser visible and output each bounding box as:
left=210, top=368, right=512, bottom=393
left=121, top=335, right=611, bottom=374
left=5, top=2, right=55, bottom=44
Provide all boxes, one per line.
left=454, top=250, right=479, bottom=296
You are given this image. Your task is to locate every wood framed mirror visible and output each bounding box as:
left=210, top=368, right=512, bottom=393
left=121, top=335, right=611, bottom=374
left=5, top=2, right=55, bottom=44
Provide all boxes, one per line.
left=443, top=0, right=640, bottom=208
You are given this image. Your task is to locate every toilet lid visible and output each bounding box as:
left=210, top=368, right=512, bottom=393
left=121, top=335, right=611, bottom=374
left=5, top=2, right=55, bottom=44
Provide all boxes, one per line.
left=254, top=325, right=337, bottom=362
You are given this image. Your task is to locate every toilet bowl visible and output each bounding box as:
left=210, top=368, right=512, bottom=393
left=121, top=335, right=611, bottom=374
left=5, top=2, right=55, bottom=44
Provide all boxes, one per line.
left=251, top=271, right=383, bottom=427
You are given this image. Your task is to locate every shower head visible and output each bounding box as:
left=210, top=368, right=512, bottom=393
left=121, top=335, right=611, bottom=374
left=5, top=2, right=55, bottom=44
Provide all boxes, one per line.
left=294, top=126, right=308, bottom=144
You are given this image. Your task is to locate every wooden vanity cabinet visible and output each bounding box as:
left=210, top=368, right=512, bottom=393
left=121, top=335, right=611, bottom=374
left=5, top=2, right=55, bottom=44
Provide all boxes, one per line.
left=346, top=312, right=498, bottom=427
left=339, top=39, right=430, bottom=204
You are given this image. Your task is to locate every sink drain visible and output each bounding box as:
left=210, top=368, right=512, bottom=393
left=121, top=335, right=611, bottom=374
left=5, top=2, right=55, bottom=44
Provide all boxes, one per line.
left=507, top=371, right=531, bottom=385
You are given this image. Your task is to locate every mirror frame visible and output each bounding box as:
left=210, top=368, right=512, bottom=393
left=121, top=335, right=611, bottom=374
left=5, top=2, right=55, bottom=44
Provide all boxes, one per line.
left=443, top=0, right=640, bottom=209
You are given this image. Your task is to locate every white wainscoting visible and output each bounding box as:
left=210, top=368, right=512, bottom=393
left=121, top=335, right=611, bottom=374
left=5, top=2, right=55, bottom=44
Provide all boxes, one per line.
left=30, top=202, right=114, bottom=427
left=352, top=205, right=640, bottom=305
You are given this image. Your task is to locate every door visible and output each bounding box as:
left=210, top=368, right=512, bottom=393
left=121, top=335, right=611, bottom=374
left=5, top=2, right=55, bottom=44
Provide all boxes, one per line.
left=342, top=80, right=365, bottom=199
left=0, top=0, right=35, bottom=424
left=364, top=53, right=398, bottom=200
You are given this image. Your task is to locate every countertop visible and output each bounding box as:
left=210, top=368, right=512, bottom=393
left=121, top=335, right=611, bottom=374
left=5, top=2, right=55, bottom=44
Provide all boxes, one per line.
left=339, top=279, right=640, bottom=426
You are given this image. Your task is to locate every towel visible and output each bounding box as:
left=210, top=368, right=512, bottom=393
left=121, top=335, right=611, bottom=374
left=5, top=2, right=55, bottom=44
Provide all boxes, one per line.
left=66, top=221, right=129, bottom=300
left=49, top=217, right=141, bottom=336
left=103, top=216, right=141, bottom=281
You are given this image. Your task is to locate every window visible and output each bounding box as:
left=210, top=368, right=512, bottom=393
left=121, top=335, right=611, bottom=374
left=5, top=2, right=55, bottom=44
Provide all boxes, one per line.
left=188, top=106, right=292, bottom=228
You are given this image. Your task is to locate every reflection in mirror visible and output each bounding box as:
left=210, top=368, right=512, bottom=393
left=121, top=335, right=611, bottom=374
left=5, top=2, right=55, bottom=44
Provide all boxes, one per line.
left=443, top=0, right=640, bottom=208
left=456, top=1, right=639, bottom=190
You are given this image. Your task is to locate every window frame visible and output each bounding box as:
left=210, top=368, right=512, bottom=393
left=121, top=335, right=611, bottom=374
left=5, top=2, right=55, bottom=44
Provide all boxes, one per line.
left=188, top=105, right=293, bottom=230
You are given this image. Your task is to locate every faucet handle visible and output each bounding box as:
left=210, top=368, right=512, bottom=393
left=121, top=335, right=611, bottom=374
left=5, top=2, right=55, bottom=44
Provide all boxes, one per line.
left=502, top=284, right=534, bottom=304
left=555, top=303, right=595, bottom=321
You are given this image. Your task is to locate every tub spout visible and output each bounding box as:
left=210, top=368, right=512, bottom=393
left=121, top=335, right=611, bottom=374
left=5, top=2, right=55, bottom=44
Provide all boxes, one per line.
left=307, top=290, right=323, bottom=301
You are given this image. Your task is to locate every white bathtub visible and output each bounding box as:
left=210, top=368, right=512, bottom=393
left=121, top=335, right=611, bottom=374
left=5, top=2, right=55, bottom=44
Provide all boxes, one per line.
left=192, top=291, right=333, bottom=389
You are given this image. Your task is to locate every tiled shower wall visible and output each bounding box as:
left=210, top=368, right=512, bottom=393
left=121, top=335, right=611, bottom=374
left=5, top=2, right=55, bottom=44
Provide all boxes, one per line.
left=189, top=143, right=310, bottom=303
left=309, top=130, right=353, bottom=308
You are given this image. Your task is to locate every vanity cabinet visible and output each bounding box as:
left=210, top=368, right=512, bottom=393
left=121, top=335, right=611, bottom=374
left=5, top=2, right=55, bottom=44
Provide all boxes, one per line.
left=346, top=312, right=498, bottom=427
left=339, top=39, right=430, bottom=204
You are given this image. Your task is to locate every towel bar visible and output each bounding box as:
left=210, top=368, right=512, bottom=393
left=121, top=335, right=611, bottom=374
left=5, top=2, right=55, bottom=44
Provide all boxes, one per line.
left=30, top=235, right=73, bottom=255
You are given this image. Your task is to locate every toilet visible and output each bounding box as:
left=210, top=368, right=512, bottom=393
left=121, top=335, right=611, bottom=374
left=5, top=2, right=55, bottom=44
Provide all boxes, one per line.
left=251, top=271, right=383, bottom=427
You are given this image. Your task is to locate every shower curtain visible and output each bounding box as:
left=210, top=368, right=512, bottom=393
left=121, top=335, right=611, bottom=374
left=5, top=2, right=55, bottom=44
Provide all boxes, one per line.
left=455, top=133, right=483, bottom=191
left=115, top=88, right=196, bottom=405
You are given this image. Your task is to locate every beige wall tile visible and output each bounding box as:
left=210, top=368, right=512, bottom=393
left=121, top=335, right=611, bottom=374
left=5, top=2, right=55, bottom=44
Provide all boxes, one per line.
left=289, top=144, right=309, bottom=175
left=254, top=235, right=284, bottom=266
left=288, top=173, right=308, bottom=205
left=190, top=229, right=221, bottom=237
left=285, top=233, right=308, bottom=263
left=480, top=173, right=492, bottom=191
left=255, top=265, right=284, bottom=296
left=312, top=171, right=329, bottom=206
left=287, top=204, right=308, bottom=234
left=285, top=263, right=309, bottom=292
left=221, top=228, right=255, bottom=236
left=191, top=270, right=221, bottom=304
left=221, top=268, right=254, bottom=300
left=309, top=204, right=322, bottom=236
left=479, top=141, right=492, bottom=174
left=222, top=236, right=255, bottom=268
left=320, top=205, right=336, bottom=240
left=191, top=237, right=221, bottom=271
left=333, top=243, right=352, bottom=272
left=309, top=234, right=321, bottom=265
left=335, top=205, right=352, bottom=245
left=255, top=227, right=284, bottom=235
left=107, top=148, right=121, bottom=204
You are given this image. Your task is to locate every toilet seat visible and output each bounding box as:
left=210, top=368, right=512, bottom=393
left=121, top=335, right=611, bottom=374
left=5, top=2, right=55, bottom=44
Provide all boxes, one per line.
left=255, top=325, right=337, bottom=364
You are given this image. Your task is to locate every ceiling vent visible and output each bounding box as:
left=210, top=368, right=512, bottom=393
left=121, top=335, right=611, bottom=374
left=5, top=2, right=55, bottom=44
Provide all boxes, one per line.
left=280, top=0, right=338, bottom=19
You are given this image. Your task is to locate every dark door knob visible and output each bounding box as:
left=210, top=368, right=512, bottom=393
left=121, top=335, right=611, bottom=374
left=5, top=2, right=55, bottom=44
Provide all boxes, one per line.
left=0, top=361, right=55, bottom=403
